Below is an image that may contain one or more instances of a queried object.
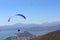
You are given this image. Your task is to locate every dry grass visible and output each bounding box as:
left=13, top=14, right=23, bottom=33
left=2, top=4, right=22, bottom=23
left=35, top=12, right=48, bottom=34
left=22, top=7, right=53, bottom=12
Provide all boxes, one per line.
left=31, top=30, right=60, bottom=40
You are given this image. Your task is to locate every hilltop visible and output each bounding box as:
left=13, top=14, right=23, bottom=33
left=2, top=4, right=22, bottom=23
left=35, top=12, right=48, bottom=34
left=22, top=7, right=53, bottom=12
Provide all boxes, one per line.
left=31, top=30, right=60, bottom=40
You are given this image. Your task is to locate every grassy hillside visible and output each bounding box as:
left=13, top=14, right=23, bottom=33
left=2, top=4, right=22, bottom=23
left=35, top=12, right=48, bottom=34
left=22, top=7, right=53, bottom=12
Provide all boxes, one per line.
left=31, top=30, right=60, bottom=40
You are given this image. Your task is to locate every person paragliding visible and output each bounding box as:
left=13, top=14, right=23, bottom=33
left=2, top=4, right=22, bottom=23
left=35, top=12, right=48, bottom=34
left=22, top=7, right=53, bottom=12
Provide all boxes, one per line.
left=18, top=28, right=20, bottom=32
left=8, top=14, right=26, bottom=32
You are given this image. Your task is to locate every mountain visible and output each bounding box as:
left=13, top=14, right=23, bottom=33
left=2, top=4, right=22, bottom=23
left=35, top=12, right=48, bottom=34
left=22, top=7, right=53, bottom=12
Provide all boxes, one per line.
left=31, top=30, right=60, bottom=40
left=41, top=21, right=60, bottom=26
left=26, top=24, right=60, bottom=32
left=16, top=31, right=35, bottom=37
left=0, top=22, right=60, bottom=32
left=0, top=23, right=40, bottom=31
left=4, top=31, right=35, bottom=40
left=25, top=22, right=60, bottom=32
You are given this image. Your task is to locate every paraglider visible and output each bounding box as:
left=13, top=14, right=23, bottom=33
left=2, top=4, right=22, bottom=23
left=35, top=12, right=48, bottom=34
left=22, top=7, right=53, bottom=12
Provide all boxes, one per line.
left=8, top=14, right=26, bottom=32
left=8, top=14, right=26, bottom=22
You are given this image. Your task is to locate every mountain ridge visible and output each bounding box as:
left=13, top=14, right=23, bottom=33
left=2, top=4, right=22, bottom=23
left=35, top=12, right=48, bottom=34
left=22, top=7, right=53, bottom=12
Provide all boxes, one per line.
left=0, top=22, right=60, bottom=32
left=31, top=30, right=60, bottom=40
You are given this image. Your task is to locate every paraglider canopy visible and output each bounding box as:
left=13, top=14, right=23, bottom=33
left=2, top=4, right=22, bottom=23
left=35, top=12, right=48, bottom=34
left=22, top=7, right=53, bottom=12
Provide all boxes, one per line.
left=8, top=16, right=12, bottom=22
left=16, top=14, right=26, bottom=19
left=8, top=14, right=26, bottom=22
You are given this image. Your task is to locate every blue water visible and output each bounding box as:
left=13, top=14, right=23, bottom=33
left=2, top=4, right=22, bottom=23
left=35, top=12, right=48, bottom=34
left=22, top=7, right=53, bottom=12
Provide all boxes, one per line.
left=29, top=31, right=50, bottom=36
left=0, top=30, right=50, bottom=40
left=0, top=30, right=17, bottom=40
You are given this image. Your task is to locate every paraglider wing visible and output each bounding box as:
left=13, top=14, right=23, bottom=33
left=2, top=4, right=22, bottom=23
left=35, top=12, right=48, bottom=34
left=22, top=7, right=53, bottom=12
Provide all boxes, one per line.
left=8, top=16, right=12, bottom=22
left=16, top=14, right=26, bottom=19
left=8, top=14, right=26, bottom=22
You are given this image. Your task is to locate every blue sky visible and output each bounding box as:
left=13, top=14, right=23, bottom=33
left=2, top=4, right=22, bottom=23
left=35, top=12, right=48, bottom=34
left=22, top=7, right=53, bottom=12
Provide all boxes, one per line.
left=0, top=0, right=60, bottom=25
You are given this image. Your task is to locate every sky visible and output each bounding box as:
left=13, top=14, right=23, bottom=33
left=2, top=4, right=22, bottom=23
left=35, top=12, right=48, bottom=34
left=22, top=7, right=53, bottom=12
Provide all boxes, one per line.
left=0, top=0, right=60, bottom=25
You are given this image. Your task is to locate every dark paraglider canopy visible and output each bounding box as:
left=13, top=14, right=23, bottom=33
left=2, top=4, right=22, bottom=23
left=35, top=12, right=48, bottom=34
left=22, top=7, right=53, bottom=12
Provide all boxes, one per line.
left=8, top=16, right=12, bottom=22
left=8, top=14, right=26, bottom=22
left=16, top=14, right=26, bottom=19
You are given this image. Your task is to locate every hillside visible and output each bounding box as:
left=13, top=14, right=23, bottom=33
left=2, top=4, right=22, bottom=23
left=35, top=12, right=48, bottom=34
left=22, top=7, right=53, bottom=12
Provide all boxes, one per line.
left=4, top=31, right=35, bottom=40
left=16, top=31, right=35, bottom=37
left=31, top=30, right=60, bottom=40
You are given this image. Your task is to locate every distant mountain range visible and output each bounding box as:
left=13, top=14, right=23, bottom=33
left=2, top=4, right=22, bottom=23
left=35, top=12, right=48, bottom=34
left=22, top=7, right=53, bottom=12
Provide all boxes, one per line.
left=0, top=22, right=60, bottom=32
